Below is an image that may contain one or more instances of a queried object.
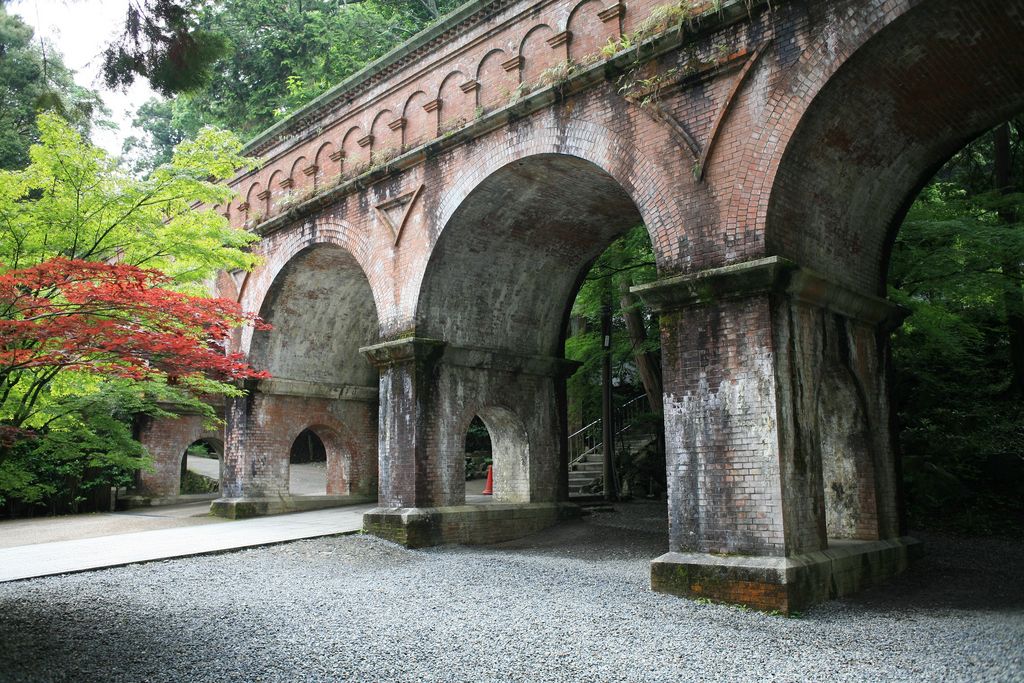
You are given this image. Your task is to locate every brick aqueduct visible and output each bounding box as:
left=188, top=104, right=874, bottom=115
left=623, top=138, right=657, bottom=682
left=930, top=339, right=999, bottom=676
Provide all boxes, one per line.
left=135, top=0, right=1023, bottom=611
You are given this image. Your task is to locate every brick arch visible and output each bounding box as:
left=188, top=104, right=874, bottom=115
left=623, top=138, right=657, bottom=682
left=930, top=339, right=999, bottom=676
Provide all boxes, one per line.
left=402, top=90, right=433, bottom=148
left=236, top=219, right=380, bottom=356
left=430, top=116, right=679, bottom=271
left=437, top=69, right=472, bottom=131
left=266, top=170, right=286, bottom=213
left=476, top=48, right=513, bottom=111
left=371, top=108, right=399, bottom=156
left=456, top=403, right=533, bottom=504
left=288, top=156, right=309, bottom=192
left=243, top=181, right=264, bottom=223
left=341, top=125, right=368, bottom=175
left=136, top=415, right=224, bottom=498
left=755, top=0, right=1024, bottom=295
left=566, top=0, right=609, bottom=62
left=314, top=141, right=338, bottom=186
left=519, top=24, right=557, bottom=85
left=285, top=420, right=357, bottom=495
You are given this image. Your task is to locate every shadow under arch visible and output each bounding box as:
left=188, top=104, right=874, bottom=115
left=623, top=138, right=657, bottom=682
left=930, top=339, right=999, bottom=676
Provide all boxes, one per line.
left=249, top=242, right=379, bottom=388
left=416, top=153, right=645, bottom=356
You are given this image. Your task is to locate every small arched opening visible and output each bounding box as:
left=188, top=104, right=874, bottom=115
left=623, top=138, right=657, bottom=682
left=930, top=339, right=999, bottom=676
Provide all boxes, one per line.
left=288, top=428, right=328, bottom=495
left=463, top=416, right=492, bottom=496
left=179, top=438, right=223, bottom=495
left=464, top=408, right=531, bottom=504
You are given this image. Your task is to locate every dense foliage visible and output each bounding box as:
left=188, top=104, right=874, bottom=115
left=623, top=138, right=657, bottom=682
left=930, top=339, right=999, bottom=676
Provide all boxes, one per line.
left=0, top=113, right=264, bottom=513
left=565, top=226, right=659, bottom=426
left=889, top=120, right=1024, bottom=535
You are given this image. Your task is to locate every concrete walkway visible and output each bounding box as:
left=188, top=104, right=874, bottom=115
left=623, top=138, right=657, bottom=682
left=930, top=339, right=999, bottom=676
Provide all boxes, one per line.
left=0, top=504, right=374, bottom=583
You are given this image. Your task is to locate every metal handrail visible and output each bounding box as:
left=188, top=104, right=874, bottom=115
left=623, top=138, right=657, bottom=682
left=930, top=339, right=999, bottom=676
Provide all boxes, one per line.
left=568, top=394, right=653, bottom=472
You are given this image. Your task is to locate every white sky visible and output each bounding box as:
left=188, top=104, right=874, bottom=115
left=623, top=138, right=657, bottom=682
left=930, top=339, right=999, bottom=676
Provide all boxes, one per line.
left=10, top=0, right=159, bottom=155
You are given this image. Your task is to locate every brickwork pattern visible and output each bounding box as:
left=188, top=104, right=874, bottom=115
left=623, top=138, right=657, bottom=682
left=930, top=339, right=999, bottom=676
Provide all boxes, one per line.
left=172, top=0, right=1024, bottom=603
left=136, top=414, right=223, bottom=498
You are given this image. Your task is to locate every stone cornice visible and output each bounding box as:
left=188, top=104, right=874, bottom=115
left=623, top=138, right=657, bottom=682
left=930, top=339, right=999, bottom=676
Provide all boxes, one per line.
left=633, top=256, right=907, bottom=328
left=240, top=0, right=767, bottom=160
left=243, top=0, right=514, bottom=156
left=257, top=378, right=377, bottom=402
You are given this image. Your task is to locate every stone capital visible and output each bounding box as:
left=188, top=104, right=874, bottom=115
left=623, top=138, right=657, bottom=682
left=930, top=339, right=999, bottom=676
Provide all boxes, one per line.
left=359, top=337, right=446, bottom=369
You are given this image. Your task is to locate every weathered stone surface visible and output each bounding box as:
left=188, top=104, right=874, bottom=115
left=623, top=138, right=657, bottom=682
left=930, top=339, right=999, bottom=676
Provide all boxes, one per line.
left=651, top=536, right=923, bottom=613
left=210, top=494, right=376, bottom=519
left=138, top=0, right=1024, bottom=610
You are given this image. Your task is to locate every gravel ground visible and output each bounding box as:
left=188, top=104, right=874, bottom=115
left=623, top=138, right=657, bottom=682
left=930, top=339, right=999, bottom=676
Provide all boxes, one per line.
left=0, top=502, right=1021, bottom=682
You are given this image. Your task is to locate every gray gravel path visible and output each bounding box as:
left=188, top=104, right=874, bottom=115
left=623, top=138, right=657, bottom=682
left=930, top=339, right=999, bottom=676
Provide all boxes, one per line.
left=0, top=502, right=1021, bottom=682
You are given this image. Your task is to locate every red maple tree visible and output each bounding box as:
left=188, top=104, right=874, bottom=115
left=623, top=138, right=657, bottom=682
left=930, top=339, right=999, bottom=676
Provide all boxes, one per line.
left=0, top=258, right=269, bottom=428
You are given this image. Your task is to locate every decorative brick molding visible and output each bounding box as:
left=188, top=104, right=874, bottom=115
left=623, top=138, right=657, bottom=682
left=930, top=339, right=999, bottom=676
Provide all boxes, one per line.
left=501, top=55, right=524, bottom=72
left=597, top=3, right=625, bottom=22
left=546, top=30, right=570, bottom=48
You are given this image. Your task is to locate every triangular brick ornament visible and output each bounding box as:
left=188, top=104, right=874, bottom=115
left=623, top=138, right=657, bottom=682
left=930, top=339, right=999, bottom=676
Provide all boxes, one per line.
left=375, top=184, right=423, bottom=245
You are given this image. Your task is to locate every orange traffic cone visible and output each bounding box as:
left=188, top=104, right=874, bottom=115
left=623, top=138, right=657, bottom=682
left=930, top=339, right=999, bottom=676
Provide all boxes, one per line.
left=482, top=465, right=493, bottom=495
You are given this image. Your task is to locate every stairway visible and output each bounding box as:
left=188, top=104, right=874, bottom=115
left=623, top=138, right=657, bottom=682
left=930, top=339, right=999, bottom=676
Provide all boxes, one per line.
left=567, top=395, right=658, bottom=497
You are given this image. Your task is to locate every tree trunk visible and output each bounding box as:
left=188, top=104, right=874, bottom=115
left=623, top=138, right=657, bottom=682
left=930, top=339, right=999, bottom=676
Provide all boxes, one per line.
left=994, top=123, right=1024, bottom=396
left=619, top=281, right=663, bottom=414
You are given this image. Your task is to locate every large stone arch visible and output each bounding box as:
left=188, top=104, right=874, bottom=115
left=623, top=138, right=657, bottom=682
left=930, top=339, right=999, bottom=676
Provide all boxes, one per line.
left=365, top=144, right=654, bottom=539
left=236, top=218, right=380, bottom=355
left=758, top=0, right=1024, bottom=294
left=219, top=219, right=381, bottom=512
left=399, top=112, right=685, bottom=330
left=417, top=151, right=643, bottom=355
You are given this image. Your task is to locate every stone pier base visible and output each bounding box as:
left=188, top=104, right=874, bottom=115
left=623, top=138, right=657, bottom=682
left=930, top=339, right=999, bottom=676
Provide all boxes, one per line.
left=651, top=537, right=922, bottom=614
left=210, top=494, right=377, bottom=519
left=363, top=502, right=581, bottom=548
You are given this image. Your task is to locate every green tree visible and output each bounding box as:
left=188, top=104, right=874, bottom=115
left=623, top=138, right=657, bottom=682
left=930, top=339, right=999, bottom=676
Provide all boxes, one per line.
left=0, top=113, right=263, bottom=512
left=125, top=0, right=465, bottom=169
left=104, top=0, right=463, bottom=101
left=121, top=97, right=186, bottom=176
left=565, top=226, right=660, bottom=425
left=0, top=5, right=105, bottom=170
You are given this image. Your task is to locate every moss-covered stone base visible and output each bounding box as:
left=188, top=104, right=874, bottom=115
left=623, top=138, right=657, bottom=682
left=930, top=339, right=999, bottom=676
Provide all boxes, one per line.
left=210, top=494, right=377, bottom=519
left=651, top=536, right=922, bottom=614
left=363, top=502, right=581, bottom=548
